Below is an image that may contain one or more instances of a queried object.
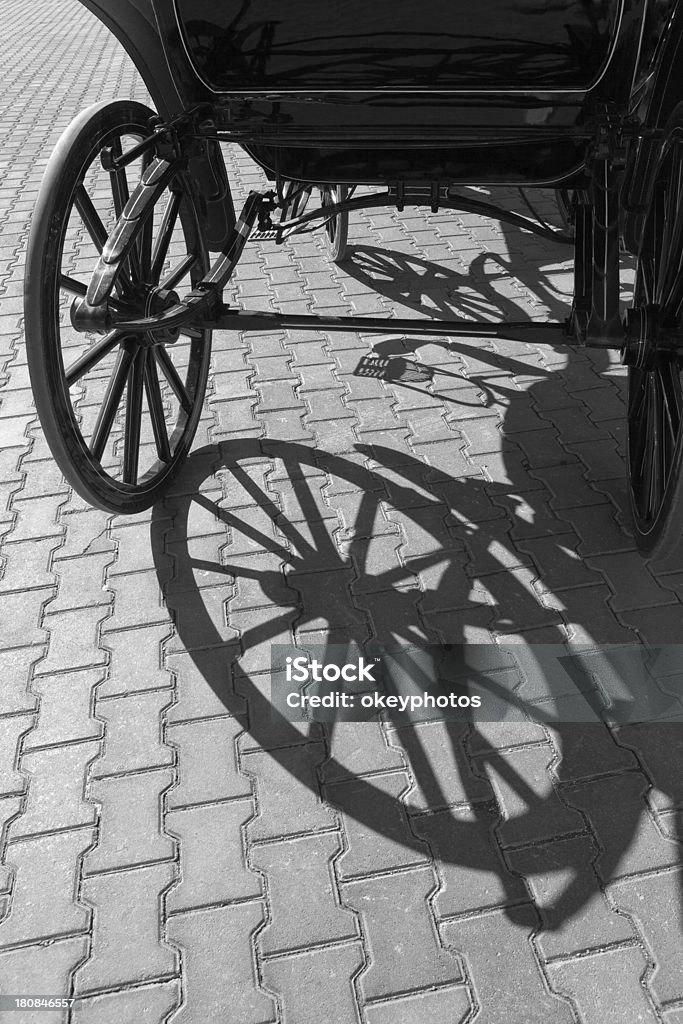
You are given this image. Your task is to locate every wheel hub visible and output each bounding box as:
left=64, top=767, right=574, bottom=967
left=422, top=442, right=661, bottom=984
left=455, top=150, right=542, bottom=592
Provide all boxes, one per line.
left=143, top=286, right=181, bottom=344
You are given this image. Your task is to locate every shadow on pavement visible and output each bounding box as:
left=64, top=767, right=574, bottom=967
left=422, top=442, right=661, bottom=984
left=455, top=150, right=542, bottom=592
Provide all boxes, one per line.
left=151, top=191, right=682, bottom=936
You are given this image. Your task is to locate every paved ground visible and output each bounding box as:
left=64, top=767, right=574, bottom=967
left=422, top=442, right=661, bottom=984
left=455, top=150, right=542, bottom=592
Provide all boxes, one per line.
left=2, top=2, right=683, bottom=1022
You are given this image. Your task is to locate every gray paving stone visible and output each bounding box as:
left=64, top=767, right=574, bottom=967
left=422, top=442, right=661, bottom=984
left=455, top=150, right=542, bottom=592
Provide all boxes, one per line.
left=441, top=907, right=574, bottom=1024
left=547, top=946, right=658, bottom=1023
left=85, top=768, right=175, bottom=873
left=561, top=773, right=681, bottom=880
left=387, top=721, right=491, bottom=810
left=252, top=831, right=357, bottom=954
left=483, top=743, right=585, bottom=847
left=0, top=663, right=35, bottom=747
left=166, top=716, right=251, bottom=808
left=508, top=834, right=635, bottom=957
left=166, top=799, right=259, bottom=911
left=90, top=691, right=173, bottom=778
left=0, top=713, right=34, bottom=795
left=72, top=980, right=180, bottom=1024
left=363, top=985, right=471, bottom=1024
left=342, top=866, right=461, bottom=999
left=0, top=829, right=94, bottom=945
left=15, top=740, right=100, bottom=837
left=75, top=863, right=177, bottom=993
left=166, top=903, right=275, bottom=1024
left=0, top=935, right=88, bottom=1021
left=328, top=770, right=431, bottom=877
left=243, top=743, right=336, bottom=840
left=414, top=804, right=528, bottom=917
left=98, top=624, right=173, bottom=696
left=262, top=943, right=364, bottom=1024
left=609, top=868, right=683, bottom=1005
left=36, top=607, right=108, bottom=675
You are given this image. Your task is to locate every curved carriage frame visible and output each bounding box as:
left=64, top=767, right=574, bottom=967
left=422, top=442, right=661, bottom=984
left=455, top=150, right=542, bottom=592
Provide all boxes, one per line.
left=22, top=0, right=683, bottom=558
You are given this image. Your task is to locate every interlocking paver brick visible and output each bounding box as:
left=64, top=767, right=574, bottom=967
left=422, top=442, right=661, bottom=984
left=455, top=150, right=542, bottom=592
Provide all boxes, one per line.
left=243, top=743, right=335, bottom=840
left=364, top=985, right=471, bottom=1024
left=166, top=903, right=274, bottom=1024
left=36, top=606, right=108, bottom=675
left=85, top=768, right=175, bottom=873
left=0, top=829, right=94, bottom=945
left=328, top=772, right=430, bottom=877
left=442, top=907, right=575, bottom=1023
left=6, top=494, right=65, bottom=542
left=97, top=624, right=173, bottom=696
left=101, top=570, right=169, bottom=631
left=508, top=834, right=636, bottom=957
left=262, top=943, right=364, bottom=1024
left=0, top=537, right=58, bottom=593
left=321, top=721, right=405, bottom=782
left=0, top=646, right=40, bottom=714
left=252, top=831, right=357, bottom=953
left=47, top=553, right=113, bottom=613
left=609, top=868, right=683, bottom=1005
left=414, top=804, right=528, bottom=916
left=72, top=980, right=180, bottom=1024
left=342, top=866, right=461, bottom=998
left=14, top=741, right=100, bottom=837
left=0, top=588, right=51, bottom=647
left=480, top=743, right=584, bottom=847
left=0, top=713, right=34, bottom=796
left=387, top=721, right=491, bottom=810
left=166, top=717, right=251, bottom=808
left=561, top=773, right=681, bottom=879
left=165, top=649, right=244, bottom=723
left=75, top=862, right=177, bottom=993
left=547, top=946, right=658, bottom=1023
left=91, top=691, right=174, bottom=777
left=166, top=799, right=258, bottom=911
left=0, top=936, right=88, bottom=1024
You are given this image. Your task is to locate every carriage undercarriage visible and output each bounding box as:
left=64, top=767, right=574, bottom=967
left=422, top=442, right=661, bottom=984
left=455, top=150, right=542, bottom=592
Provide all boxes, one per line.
left=22, top=0, right=683, bottom=561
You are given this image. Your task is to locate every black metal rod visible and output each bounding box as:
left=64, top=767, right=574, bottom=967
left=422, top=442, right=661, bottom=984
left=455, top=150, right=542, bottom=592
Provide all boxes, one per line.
left=214, top=308, right=575, bottom=343
left=280, top=191, right=573, bottom=246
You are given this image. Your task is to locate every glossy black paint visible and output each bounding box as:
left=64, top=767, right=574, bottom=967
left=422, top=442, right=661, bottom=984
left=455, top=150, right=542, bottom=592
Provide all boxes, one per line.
left=76, top=1, right=679, bottom=199
left=174, top=0, right=622, bottom=92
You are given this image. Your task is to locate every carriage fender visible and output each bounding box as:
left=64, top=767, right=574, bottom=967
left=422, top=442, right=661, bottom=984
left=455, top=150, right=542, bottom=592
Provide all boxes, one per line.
left=76, top=0, right=235, bottom=251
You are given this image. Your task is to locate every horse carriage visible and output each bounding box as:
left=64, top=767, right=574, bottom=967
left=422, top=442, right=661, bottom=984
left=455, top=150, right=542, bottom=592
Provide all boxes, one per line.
left=23, top=0, right=683, bottom=558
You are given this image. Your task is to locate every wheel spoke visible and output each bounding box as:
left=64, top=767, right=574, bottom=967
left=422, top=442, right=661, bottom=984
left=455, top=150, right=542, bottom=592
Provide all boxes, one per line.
left=160, top=252, right=198, bottom=292
left=75, top=185, right=107, bottom=252
left=144, top=349, right=172, bottom=462
left=153, top=346, right=192, bottom=414
left=151, top=190, right=181, bottom=283
left=60, top=274, right=87, bottom=298
left=65, top=329, right=123, bottom=386
left=91, top=345, right=135, bottom=461
left=123, top=348, right=145, bottom=484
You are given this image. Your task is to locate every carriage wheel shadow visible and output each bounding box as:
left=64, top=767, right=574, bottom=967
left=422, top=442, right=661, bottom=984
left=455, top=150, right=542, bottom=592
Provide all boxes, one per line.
left=151, top=191, right=679, bottom=934
left=151, top=435, right=682, bottom=933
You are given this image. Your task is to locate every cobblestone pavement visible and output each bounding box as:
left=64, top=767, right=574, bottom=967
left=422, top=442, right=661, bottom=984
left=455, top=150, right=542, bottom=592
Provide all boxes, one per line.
left=2, top=2, right=683, bottom=1022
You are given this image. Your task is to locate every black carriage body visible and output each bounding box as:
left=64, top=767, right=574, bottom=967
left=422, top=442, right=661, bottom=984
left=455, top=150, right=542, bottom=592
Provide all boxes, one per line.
left=78, top=0, right=677, bottom=188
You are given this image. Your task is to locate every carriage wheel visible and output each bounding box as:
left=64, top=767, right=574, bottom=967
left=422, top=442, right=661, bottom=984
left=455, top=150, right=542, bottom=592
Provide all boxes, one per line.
left=626, top=115, right=683, bottom=559
left=282, top=179, right=311, bottom=218
left=24, top=100, right=211, bottom=514
left=320, top=184, right=349, bottom=263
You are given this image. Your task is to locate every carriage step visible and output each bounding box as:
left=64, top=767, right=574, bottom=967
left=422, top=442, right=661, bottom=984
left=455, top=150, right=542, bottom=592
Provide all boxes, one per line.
left=354, top=355, right=434, bottom=383
left=250, top=229, right=280, bottom=241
